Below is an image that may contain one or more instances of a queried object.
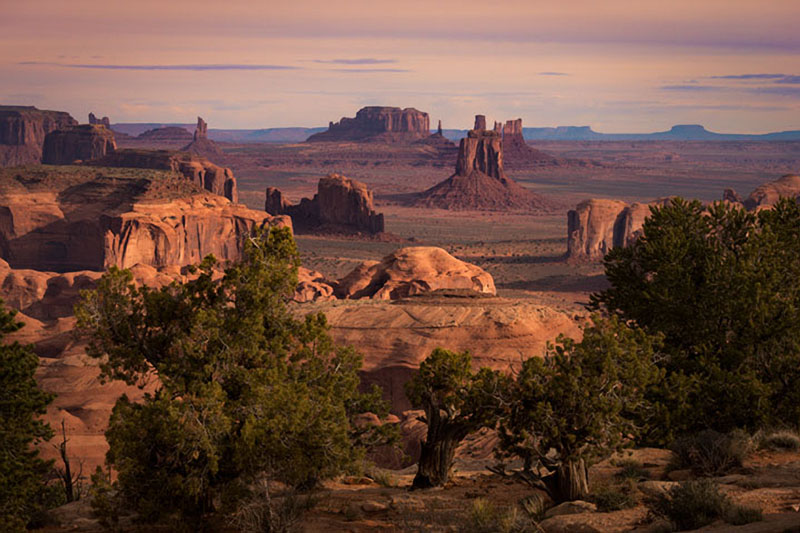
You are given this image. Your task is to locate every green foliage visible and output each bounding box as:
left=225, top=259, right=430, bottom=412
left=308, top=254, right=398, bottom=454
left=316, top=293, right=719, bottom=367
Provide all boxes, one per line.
left=0, top=300, right=55, bottom=532
left=647, top=479, right=762, bottom=530
left=405, top=348, right=507, bottom=488
left=669, top=429, right=753, bottom=476
left=76, top=226, right=392, bottom=529
left=591, top=483, right=636, bottom=512
left=497, top=315, right=661, bottom=499
left=592, top=198, right=800, bottom=441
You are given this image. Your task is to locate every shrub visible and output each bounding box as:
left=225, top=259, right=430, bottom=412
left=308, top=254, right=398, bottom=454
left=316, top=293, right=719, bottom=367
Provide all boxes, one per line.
left=759, top=430, right=800, bottom=452
left=669, top=429, right=752, bottom=476
left=591, top=484, right=636, bottom=512
left=614, top=459, right=651, bottom=481
left=724, top=504, right=763, bottom=526
left=647, top=479, right=729, bottom=530
left=466, top=499, right=535, bottom=533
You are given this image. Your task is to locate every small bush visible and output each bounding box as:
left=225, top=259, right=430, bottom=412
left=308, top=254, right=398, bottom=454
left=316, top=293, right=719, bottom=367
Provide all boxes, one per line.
left=614, top=459, right=651, bottom=481
left=647, top=479, right=729, bottom=530
left=466, top=499, right=536, bottom=533
left=669, top=429, right=752, bottom=476
left=725, top=504, right=763, bottom=526
left=759, top=430, right=800, bottom=452
left=591, top=484, right=636, bottom=512
left=367, top=468, right=396, bottom=488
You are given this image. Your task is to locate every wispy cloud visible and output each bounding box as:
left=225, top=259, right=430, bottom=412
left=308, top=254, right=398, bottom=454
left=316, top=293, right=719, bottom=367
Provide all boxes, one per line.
left=710, top=73, right=800, bottom=84
left=329, top=68, right=410, bottom=73
left=18, top=61, right=299, bottom=71
left=539, top=72, right=569, bottom=76
left=312, top=58, right=397, bottom=65
left=661, top=84, right=722, bottom=91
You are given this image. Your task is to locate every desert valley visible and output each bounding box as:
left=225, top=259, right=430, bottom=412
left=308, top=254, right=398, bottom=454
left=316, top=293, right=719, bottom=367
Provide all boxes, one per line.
left=2, top=2, right=800, bottom=532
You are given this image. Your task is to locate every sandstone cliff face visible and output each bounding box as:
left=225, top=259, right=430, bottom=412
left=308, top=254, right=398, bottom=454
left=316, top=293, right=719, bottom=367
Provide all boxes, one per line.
left=266, top=173, right=385, bottom=234
left=742, top=174, right=800, bottom=210
left=567, top=198, right=671, bottom=261
left=91, top=149, right=238, bottom=202
left=335, top=246, right=496, bottom=300
left=42, top=124, right=117, bottom=164
left=307, top=106, right=430, bottom=143
left=413, top=115, right=550, bottom=211
left=0, top=106, right=78, bottom=166
left=0, top=166, right=285, bottom=271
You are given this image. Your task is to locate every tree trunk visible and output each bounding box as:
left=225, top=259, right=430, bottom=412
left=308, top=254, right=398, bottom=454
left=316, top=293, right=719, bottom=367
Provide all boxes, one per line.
left=412, top=435, right=459, bottom=489
left=555, top=458, right=590, bottom=501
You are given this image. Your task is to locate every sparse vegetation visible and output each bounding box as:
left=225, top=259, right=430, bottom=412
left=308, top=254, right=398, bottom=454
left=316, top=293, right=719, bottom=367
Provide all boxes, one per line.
left=758, top=429, right=800, bottom=452
left=614, top=459, right=651, bottom=481
left=591, top=483, right=637, bottom=512
left=669, top=429, right=752, bottom=476
left=466, top=499, right=536, bottom=533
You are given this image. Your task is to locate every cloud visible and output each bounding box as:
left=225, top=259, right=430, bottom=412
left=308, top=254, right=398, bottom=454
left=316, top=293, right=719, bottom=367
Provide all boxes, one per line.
left=711, top=73, right=787, bottom=80
left=312, top=58, right=397, bottom=65
left=18, top=61, right=298, bottom=71
left=329, top=68, right=410, bottom=73
left=775, top=76, right=800, bottom=85
left=539, top=72, right=569, bottom=76
left=661, top=85, right=723, bottom=91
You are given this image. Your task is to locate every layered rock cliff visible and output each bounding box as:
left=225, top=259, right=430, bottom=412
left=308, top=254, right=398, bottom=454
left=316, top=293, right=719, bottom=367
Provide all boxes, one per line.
left=90, top=149, right=238, bottom=202
left=266, top=173, right=385, bottom=234
left=42, top=124, right=117, bottom=164
left=307, top=106, right=430, bottom=143
left=413, top=115, right=550, bottom=211
left=0, top=165, right=286, bottom=271
left=0, top=106, right=78, bottom=166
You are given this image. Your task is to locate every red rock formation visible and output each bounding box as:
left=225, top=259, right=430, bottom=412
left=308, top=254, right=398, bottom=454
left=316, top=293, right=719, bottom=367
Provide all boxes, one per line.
left=136, top=126, right=193, bottom=141
left=0, top=166, right=285, bottom=271
left=266, top=173, right=385, bottom=234
left=413, top=115, right=550, bottom=211
left=0, top=106, right=77, bottom=166
left=307, top=106, right=430, bottom=143
left=91, top=149, right=238, bottom=202
left=42, top=124, right=117, bottom=164
left=181, top=116, right=223, bottom=158
left=498, top=117, right=559, bottom=168
left=88, top=113, right=110, bottom=127
left=742, top=174, right=800, bottom=210
left=335, top=246, right=496, bottom=300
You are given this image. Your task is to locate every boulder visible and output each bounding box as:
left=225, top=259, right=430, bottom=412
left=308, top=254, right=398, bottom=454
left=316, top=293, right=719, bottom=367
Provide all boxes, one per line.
left=42, top=124, right=117, bottom=164
left=266, top=173, right=384, bottom=234
left=544, top=500, right=597, bottom=518
left=0, top=105, right=78, bottom=166
left=335, top=246, right=495, bottom=300
left=307, top=106, right=430, bottom=143
left=295, top=267, right=336, bottom=302
left=742, top=174, right=800, bottom=210
left=413, top=115, right=550, bottom=211
left=90, top=148, right=238, bottom=202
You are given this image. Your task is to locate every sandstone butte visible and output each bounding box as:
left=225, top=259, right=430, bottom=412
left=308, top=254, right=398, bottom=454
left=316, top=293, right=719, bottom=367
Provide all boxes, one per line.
left=566, top=173, right=800, bottom=261
left=42, top=123, right=118, bottom=165
left=493, top=117, right=559, bottom=168
left=180, top=116, right=223, bottom=158
left=266, top=173, right=385, bottom=234
left=0, top=105, right=78, bottom=166
left=307, top=106, right=431, bottom=143
left=0, top=165, right=287, bottom=272
left=90, top=148, right=239, bottom=202
left=88, top=112, right=111, bottom=127
left=413, top=114, right=551, bottom=211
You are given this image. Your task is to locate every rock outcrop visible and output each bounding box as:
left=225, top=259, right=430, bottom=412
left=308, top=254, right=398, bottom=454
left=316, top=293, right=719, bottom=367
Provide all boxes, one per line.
left=266, top=173, right=385, bottom=234
left=0, top=106, right=78, bottom=166
left=42, top=124, right=117, bottom=164
left=136, top=126, right=193, bottom=141
left=498, top=118, right=558, bottom=168
left=413, top=115, right=550, bottom=211
left=307, top=106, right=430, bottom=143
left=742, top=174, right=800, bottom=210
left=90, top=149, right=238, bottom=202
left=181, top=116, right=223, bottom=158
left=566, top=198, right=669, bottom=261
left=88, top=113, right=110, bottom=127
left=0, top=165, right=286, bottom=271
left=335, top=246, right=496, bottom=300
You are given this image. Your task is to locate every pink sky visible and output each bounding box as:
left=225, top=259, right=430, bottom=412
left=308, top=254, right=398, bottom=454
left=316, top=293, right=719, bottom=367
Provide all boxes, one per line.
left=1, top=0, right=798, bottom=132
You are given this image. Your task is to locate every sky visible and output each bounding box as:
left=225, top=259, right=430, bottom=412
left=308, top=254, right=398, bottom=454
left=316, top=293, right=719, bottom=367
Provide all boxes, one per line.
left=1, top=0, right=799, bottom=132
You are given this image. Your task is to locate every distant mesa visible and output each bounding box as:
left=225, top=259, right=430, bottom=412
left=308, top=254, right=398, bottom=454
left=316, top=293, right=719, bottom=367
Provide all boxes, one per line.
left=91, top=149, right=238, bottom=202
left=42, top=124, right=117, bottom=165
left=335, top=246, right=496, bottom=300
left=266, top=173, right=384, bottom=235
left=181, top=116, right=223, bottom=158
left=0, top=105, right=78, bottom=166
left=0, top=165, right=287, bottom=272
left=88, top=112, right=110, bottom=127
left=411, top=114, right=551, bottom=211
left=307, top=106, right=430, bottom=143
left=137, top=125, right=193, bottom=141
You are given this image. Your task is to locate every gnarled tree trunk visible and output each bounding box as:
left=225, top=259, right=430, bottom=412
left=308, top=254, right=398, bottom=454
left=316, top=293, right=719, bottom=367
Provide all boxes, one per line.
left=555, top=458, right=590, bottom=501
left=412, top=408, right=468, bottom=489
